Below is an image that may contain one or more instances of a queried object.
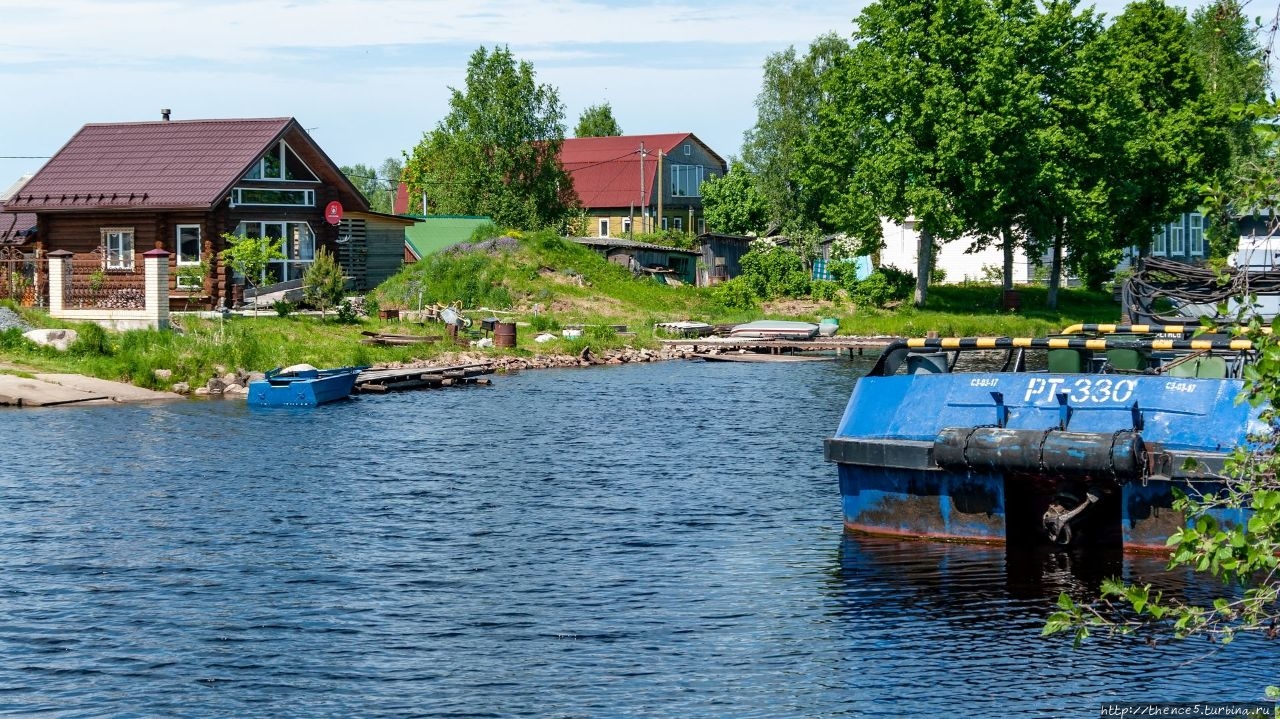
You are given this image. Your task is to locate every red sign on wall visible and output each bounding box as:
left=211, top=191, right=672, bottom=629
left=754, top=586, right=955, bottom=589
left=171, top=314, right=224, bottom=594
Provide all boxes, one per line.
left=325, top=201, right=343, bottom=225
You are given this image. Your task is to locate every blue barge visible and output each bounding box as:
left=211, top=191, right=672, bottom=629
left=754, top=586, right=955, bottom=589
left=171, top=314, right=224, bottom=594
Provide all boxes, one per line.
left=825, top=332, right=1262, bottom=551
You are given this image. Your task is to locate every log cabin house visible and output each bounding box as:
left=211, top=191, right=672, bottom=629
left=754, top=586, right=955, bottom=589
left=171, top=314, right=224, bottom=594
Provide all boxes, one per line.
left=0, top=115, right=411, bottom=310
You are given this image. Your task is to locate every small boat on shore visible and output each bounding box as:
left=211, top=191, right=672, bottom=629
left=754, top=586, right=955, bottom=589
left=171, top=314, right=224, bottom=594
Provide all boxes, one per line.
left=825, top=329, right=1260, bottom=551
left=729, top=320, right=819, bottom=340
left=655, top=320, right=715, bottom=338
left=248, top=364, right=365, bottom=407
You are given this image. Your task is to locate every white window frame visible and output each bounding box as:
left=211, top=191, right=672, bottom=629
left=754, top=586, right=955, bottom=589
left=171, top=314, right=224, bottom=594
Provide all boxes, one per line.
left=682, top=143, right=692, bottom=156
left=622, top=217, right=632, bottom=235
left=1189, top=213, right=1205, bottom=257
left=243, top=140, right=320, bottom=183
left=673, top=217, right=683, bottom=232
left=670, top=164, right=705, bottom=198
left=598, top=218, right=610, bottom=237
left=236, top=221, right=316, bottom=283
left=1169, top=220, right=1186, bottom=255
left=1153, top=227, right=1168, bottom=256
left=230, top=188, right=315, bottom=207
left=661, top=217, right=669, bottom=231
left=697, top=217, right=705, bottom=235
left=176, top=225, right=202, bottom=265
left=102, top=227, right=135, bottom=270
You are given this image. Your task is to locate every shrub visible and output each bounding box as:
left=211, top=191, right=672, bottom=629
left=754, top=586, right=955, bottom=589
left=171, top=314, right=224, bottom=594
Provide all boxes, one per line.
left=530, top=313, right=561, bottom=332
left=335, top=299, right=359, bottom=324
left=362, top=293, right=380, bottom=318
left=739, top=243, right=811, bottom=299
left=811, top=279, right=841, bottom=303
left=711, top=277, right=758, bottom=311
left=847, top=266, right=915, bottom=308
left=273, top=300, right=294, bottom=317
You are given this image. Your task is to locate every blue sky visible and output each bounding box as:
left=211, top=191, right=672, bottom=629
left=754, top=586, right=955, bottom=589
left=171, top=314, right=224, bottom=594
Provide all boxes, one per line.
left=0, top=0, right=1200, bottom=188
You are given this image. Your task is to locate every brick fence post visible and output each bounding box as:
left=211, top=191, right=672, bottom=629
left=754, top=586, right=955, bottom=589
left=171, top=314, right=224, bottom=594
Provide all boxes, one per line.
left=45, top=249, right=72, bottom=315
left=143, top=248, right=170, bottom=329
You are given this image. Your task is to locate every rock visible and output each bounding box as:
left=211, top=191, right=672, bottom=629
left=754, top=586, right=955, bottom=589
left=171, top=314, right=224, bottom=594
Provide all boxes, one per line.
left=223, top=384, right=249, bottom=396
left=474, top=337, right=494, bottom=349
left=194, top=387, right=211, bottom=396
left=213, top=365, right=227, bottom=375
left=205, top=377, right=226, bottom=394
left=171, top=382, right=190, bottom=394
left=534, top=333, right=556, bottom=343
left=23, top=328, right=78, bottom=352
left=221, top=372, right=238, bottom=386
left=153, top=368, right=173, bottom=381
left=246, top=371, right=266, bottom=383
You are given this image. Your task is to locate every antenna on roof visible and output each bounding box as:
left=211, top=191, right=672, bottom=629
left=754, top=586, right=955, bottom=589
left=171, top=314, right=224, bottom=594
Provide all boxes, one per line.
left=161, top=109, right=171, bottom=121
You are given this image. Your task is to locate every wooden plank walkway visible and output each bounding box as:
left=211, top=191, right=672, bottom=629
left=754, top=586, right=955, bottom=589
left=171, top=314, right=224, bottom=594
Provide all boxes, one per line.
left=662, top=336, right=897, bottom=358
left=355, top=362, right=496, bottom=394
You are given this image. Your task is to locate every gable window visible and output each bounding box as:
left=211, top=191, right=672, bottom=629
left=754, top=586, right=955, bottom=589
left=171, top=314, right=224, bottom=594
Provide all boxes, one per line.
left=102, top=228, right=134, bottom=270
left=231, top=188, right=315, bottom=207
left=243, top=141, right=319, bottom=183
left=670, top=165, right=705, bottom=197
left=682, top=143, right=692, bottom=156
left=598, top=218, right=610, bottom=237
left=1169, top=220, right=1185, bottom=256
left=1189, top=213, right=1205, bottom=257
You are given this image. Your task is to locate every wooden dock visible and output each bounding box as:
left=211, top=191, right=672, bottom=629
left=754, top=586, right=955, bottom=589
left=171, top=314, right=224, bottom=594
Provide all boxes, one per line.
left=354, top=362, right=496, bottom=394
left=663, top=336, right=897, bottom=358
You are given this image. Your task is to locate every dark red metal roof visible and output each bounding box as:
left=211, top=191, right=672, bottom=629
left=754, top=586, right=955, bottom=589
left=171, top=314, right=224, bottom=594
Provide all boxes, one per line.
left=0, top=210, right=35, bottom=245
left=4, top=118, right=295, bottom=211
left=560, top=133, right=724, bottom=210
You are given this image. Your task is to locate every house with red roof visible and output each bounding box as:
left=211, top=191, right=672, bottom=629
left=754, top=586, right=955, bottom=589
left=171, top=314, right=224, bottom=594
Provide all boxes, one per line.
left=0, top=115, right=411, bottom=310
left=559, top=133, right=726, bottom=239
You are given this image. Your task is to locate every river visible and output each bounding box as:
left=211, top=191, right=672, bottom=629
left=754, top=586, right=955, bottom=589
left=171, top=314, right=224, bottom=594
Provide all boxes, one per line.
left=0, top=359, right=1274, bottom=717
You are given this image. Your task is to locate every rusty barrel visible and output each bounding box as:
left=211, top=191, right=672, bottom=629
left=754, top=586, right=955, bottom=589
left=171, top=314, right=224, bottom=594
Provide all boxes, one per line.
left=494, top=321, right=517, bottom=348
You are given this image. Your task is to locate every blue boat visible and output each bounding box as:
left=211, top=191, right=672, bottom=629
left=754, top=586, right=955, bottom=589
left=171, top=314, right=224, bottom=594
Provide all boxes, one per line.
left=825, top=329, right=1262, bottom=551
left=248, top=365, right=365, bottom=407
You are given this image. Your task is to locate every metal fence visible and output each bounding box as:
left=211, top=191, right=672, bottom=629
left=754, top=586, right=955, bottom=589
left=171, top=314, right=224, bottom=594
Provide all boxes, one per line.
left=62, top=246, right=144, bottom=310
left=0, top=246, right=42, bottom=306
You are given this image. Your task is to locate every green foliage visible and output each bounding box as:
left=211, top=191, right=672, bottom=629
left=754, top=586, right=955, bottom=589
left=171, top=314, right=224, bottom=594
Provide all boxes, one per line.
left=701, top=163, right=770, bottom=236
left=361, top=293, right=380, bottom=319
left=272, top=300, right=293, bottom=317
left=467, top=222, right=504, bottom=243
left=69, top=323, right=113, bottom=357
left=340, top=157, right=402, bottom=214
left=743, top=33, right=849, bottom=237
left=0, top=327, right=33, bottom=351
left=710, top=277, right=759, bottom=311
left=303, top=246, right=348, bottom=319
left=175, top=261, right=208, bottom=293
left=844, top=266, right=915, bottom=308
left=335, top=299, right=359, bottom=324
left=402, top=45, right=576, bottom=229
left=811, top=279, right=841, bottom=303
left=632, top=230, right=696, bottom=250
left=738, top=242, right=811, bottom=300
left=530, top=313, right=561, bottom=332
left=574, top=102, right=623, bottom=137
left=220, top=232, right=284, bottom=290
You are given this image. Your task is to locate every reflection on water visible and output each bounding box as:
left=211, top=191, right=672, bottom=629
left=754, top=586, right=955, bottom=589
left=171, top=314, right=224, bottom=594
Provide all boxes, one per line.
left=0, top=360, right=1273, bottom=718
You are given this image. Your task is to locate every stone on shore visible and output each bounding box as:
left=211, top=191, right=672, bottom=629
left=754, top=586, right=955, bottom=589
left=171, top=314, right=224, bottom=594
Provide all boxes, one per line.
left=23, top=329, right=77, bottom=352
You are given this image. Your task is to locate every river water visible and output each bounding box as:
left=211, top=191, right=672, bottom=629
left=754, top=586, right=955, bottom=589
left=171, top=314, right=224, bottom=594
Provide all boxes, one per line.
left=0, top=359, right=1274, bottom=717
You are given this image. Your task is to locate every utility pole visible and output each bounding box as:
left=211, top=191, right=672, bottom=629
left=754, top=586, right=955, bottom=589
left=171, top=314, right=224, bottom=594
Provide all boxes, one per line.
left=656, top=150, right=664, bottom=232
left=638, top=142, right=648, bottom=234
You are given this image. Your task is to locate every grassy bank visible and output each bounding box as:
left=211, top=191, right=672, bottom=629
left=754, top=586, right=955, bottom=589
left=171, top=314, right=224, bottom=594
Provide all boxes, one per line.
left=0, top=234, right=1119, bottom=388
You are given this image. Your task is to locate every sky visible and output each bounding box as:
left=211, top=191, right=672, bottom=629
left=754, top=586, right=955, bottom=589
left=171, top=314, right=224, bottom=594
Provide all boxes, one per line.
left=0, top=0, right=1204, bottom=189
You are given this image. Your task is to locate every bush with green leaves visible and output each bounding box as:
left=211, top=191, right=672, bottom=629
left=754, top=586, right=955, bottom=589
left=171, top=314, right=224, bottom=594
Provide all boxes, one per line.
left=838, top=265, right=915, bottom=308
left=738, top=243, right=811, bottom=299
left=811, top=279, right=841, bottom=302
left=710, top=277, right=758, bottom=311
left=303, top=247, right=348, bottom=320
